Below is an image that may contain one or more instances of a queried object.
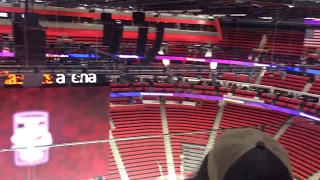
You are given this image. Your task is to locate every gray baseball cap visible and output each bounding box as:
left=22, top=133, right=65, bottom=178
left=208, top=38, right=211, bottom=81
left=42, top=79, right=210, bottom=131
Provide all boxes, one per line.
left=207, top=128, right=293, bottom=180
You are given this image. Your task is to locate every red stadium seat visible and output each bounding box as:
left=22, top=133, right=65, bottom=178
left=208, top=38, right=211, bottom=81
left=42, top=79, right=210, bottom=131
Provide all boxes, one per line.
left=278, top=117, right=320, bottom=179
left=166, top=102, right=218, bottom=171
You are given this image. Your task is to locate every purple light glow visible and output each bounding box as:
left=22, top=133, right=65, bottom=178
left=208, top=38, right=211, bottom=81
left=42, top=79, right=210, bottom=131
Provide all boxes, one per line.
left=155, top=55, right=269, bottom=67
left=304, top=19, right=320, bottom=25
left=0, top=52, right=14, bottom=57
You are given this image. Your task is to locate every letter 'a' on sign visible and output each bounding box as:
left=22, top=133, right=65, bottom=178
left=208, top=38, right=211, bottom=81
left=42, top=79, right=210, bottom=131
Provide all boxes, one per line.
left=87, top=73, right=97, bottom=83
left=56, top=74, right=66, bottom=84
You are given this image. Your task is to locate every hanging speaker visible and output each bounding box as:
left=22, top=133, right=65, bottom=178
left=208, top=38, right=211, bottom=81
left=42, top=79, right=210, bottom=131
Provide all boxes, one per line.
left=102, top=23, right=114, bottom=46
left=135, top=22, right=149, bottom=56
left=144, top=23, right=164, bottom=65
left=132, top=12, right=145, bottom=25
left=24, top=12, right=39, bottom=27
left=101, top=13, right=114, bottom=46
left=108, top=22, right=123, bottom=54
left=24, top=29, right=46, bottom=65
left=101, top=13, right=112, bottom=22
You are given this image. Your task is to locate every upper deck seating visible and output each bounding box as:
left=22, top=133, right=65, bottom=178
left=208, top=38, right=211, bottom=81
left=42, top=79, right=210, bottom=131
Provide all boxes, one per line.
left=166, top=101, right=218, bottom=173
left=278, top=117, right=320, bottom=180
left=110, top=105, right=167, bottom=179
left=45, top=35, right=204, bottom=57
left=218, top=28, right=305, bottom=57
left=261, top=72, right=309, bottom=91
left=217, top=103, right=289, bottom=139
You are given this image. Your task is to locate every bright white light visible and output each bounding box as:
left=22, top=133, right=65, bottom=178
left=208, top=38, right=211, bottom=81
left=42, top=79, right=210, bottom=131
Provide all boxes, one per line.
left=205, top=50, right=212, bottom=58
left=259, top=17, right=272, bottom=20
left=213, top=14, right=226, bottom=17
left=141, top=92, right=173, bottom=96
left=210, top=62, right=217, bottom=70
left=300, top=112, right=320, bottom=121
left=188, top=78, right=200, bottom=82
left=11, top=111, right=53, bottom=166
left=186, top=58, right=206, bottom=62
left=254, top=63, right=269, bottom=67
left=118, top=55, right=138, bottom=59
left=158, top=48, right=164, bottom=55
left=288, top=5, right=294, bottom=8
left=0, top=12, right=8, bottom=17
left=230, top=14, right=246, bottom=17
left=223, top=98, right=245, bottom=104
left=162, top=59, right=170, bottom=67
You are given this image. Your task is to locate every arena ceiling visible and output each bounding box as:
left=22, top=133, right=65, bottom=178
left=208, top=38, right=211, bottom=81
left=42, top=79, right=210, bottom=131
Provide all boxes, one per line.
left=43, top=0, right=320, bottom=19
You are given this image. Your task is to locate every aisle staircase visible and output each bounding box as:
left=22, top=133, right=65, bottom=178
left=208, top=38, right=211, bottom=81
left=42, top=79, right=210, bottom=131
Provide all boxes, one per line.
left=205, top=104, right=225, bottom=154
left=109, top=131, right=129, bottom=180
left=273, top=116, right=293, bottom=140
left=160, top=101, right=176, bottom=179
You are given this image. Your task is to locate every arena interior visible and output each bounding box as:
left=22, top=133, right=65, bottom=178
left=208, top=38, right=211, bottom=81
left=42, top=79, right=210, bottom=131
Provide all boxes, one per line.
left=0, top=0, right=319, bottom=180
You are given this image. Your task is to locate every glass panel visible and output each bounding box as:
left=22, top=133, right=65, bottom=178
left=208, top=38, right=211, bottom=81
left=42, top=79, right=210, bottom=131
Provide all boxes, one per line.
left=33, top=142, right=109, bottom=180
left=0, top=150, right=29, bottom=180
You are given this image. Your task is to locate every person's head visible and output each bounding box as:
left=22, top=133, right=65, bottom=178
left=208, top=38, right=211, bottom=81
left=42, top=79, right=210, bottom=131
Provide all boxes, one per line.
left=188, top=128, right=293, bottom=180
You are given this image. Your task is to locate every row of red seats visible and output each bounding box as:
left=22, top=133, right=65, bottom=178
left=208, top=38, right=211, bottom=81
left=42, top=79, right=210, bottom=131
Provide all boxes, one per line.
left=166, top=102, right=219, bottom=174
left=110, top=104, right=168, bottom=180
left=108, top=97, right=319, bottom=180
left=309, top=78, right=320, bottom=95
left=233, top=89, right=258, bottom=99
left=217, top=103, right=288, bottom=139
left=278, top=117, right=320, bottom=180
left=46, top=35, right=201, bottom=57
left=261, top=72, right=309, bottom=91
left=218, top=28, right=305, bottom=57
left=112, top=72, right=317, bottom=95
left=110, top=82, right=320, bottom=115
left=221, top=73, right=255, bottom=83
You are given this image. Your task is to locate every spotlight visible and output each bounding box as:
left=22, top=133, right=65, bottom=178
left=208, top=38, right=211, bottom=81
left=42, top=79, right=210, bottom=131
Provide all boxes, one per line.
left=205, top=48, right=212, bottom=58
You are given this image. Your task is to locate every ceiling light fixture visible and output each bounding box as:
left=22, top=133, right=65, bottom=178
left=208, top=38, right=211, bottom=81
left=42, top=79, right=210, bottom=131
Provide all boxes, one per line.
left=259, top=17, right=272, bottom=20
left=230, top=14, right=246, bottom=17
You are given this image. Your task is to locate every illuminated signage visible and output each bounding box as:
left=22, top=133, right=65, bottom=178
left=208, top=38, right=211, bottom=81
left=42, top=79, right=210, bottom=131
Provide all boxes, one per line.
left=185, top=58, right=206, bottom=62
left=55, top=74, right=97, bottom=84
left=42, top=74, right=54, bottom=85
left=4, top=74, right=54, bottom=85
left=5, top=74, right=24, bottom=85
left=4, top=73, right=97, bottom=86
left=46, top=54, right=69, bottom=58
